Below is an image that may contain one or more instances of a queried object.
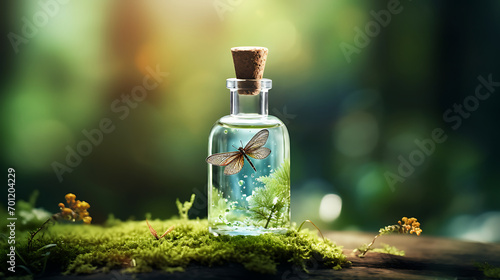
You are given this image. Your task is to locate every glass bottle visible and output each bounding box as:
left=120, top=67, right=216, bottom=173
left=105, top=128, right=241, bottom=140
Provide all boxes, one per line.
left=207, top=78, right=290, bottom=236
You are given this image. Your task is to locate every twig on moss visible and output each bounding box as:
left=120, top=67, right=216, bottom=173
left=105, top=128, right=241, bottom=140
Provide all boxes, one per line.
left=297, top=219, right=324, bottom=240
left=28, top=218, right=53, bottom=251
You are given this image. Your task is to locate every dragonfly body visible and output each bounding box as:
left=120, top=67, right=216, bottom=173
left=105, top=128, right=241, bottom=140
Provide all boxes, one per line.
left=238, top=147, right=257, bottom=172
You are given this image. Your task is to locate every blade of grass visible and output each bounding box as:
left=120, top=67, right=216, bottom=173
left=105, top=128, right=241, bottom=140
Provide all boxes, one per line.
left=146, top=219, right=159, bottom=240
left=297, top=220, right=324, bottom=240
left=160, top=225, right=175, bottom=239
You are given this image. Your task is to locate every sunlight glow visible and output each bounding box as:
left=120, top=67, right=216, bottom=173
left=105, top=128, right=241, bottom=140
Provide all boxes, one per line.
left=319, top=194, right=342, bottom=223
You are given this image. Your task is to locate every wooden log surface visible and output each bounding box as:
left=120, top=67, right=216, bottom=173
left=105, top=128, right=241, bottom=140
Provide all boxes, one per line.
left=326, top=231, right=500, bottom=279
left=39, top=231, right=500, bottom=280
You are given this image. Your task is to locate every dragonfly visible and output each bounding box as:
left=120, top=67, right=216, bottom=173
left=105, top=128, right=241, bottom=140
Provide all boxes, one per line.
left=206, top=129, right=271, bottom=175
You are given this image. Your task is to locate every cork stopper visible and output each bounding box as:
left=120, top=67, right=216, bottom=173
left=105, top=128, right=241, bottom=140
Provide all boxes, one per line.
left=231, top=46, right=268, bottom=95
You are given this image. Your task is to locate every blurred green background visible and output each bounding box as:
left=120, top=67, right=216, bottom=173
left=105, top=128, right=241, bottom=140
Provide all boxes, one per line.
left=1, top=0, right=499, bottom=242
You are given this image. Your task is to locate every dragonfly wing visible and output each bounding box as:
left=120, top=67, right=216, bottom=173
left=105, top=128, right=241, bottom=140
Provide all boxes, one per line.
left=246, top=147, right=271, bottom=159
left=224, top=154, right=245, bottom=175
left=206, top=151, right=241, bottom=166
left=244, top=129, right=269, bottom=152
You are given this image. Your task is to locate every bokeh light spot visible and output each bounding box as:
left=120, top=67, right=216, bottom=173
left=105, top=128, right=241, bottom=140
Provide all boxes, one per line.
left=319, top=194, right=342, bottom=223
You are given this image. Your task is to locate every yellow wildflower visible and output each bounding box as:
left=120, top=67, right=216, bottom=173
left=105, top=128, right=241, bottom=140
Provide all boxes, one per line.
left=57, top=193, right=92, bottom=224
left=65, top=193, right=76, bottom=204
left=397, top=217, right=422, bottom=236
left=79, top=201, right=90, bottom=210
left=82, top=216, right=92, bottom=224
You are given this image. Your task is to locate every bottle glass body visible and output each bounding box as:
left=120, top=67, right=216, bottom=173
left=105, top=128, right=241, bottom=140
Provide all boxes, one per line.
left=208, top=79, right=290, bottom=236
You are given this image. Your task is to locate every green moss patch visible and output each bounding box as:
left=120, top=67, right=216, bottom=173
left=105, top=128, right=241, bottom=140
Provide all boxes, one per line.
left=2, top=218, right=349, bottom=276
left=371, top=243, right=405, bottom=256
left=475, top=262, right=500, bottom=279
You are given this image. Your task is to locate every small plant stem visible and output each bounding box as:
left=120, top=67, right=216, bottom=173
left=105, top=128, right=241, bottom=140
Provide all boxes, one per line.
left=297, top=220, right=325, bottom=240
left=359, top=233, right=381, bottom=257
left=264, top=203, right=278, bottom=229
left=28, top=217, right=53, bottom=251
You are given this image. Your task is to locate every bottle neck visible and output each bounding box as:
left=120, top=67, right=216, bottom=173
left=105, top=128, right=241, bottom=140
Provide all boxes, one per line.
left=230, top=90, right=268, bottom=116
left=227, top=78, right=272, bottom=117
